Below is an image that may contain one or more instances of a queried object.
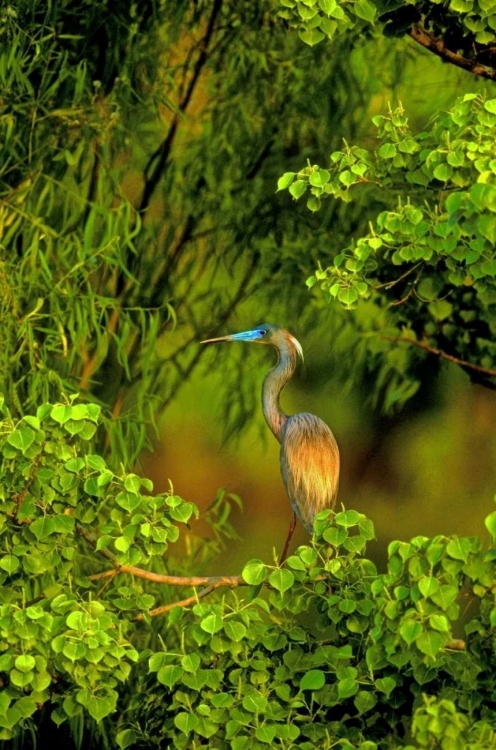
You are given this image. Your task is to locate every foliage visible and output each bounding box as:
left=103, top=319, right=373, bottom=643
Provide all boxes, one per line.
left=2, top=1, right=496, bottom=748
left=1, top=396, right=495, bottom=746
left=275, top=0, right=496, bottom=75
left=0, top=0, right=386, bottom=461
left=278, top=92, right=496, bottom=407
left=0, top=394, right=199, bottom=733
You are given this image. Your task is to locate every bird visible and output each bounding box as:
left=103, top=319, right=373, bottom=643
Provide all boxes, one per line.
left=201, top=323, right=340, bottom=563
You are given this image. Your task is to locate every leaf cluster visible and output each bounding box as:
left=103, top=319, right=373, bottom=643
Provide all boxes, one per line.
left=1, top=396, right=495, bottom=747
left=125, top=508, right=496, bottom=749
left=0, top=394, right=198, bottom=733
left=279, top=93, right=496, bottom=405
left=274, top=0, right=496, bottom=64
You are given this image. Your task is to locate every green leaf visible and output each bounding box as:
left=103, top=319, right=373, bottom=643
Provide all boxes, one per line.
left=481, top=259, right=496, bottom=277
left=309, top=169, right=330, bottom=187
left=181, top=653, right=201, bottom=672
left=86, top=693, right=117, bottom=721
left=433, top=163, right=452, bottom=182
left=354, top=690, right=377, bottom=714
left=174, top=712, right=199, bottom=735
left=7, top=426, right=35, bottom=452
left=431, top=585, right=458, bottom=610
left=477, top=215, right=496, bottom=244
left=298, top=28, right=325, bottom=46
left=53, top=514, right=75, bottom=535
left=169, top=502, right=195, bottom=523
left=86, top=455, right=107, bottom=471
left=124, top=474, right=142, bottom=493
left=446, top=537, right=472, bottom=562
left=14, top=655, right=36, bottom=673
left=337, top=677, right=358, bottom=698
left=300, top=669, right=326, bottom=691
left=51, top=405, right=73, bottom=424
left=97, top=469, right=114, bottom=487
left=269, top=568, right=294, bottom=593
left=469, top=183, right=496, bottom=211
left=354, top=0, right=376, bottom=22
left=289, top=179, right=307, bottom=199
left=242, top=559, right=266, bottom=585
left=116, top=730, right=138, bottom=750
left=338, top=286, right=358, bottom=306
left=417, top=277, right=443, bottom=301
left=255, top=726, right=277, bottom=744
left=157, top=665, right=183, bottom=688
left=416, top=631, right=446, bottom=658
left=224, top=620, right=247, bottom=642
left=429, top=614, right=449, bottom=632
left=418, top=576, right=440, bottom=598
left=378, top=143, right=396, bottom=159
left=307, top=196, right=322, bottom=212
left=319, top=0, right=337, bottom=13
left=64, top=457, right=85, bottom=473
left=485, top=510, right=496, bottom=539
left=0, top=555, right=19, bottom=574
left=323, top=526, right=347, bottom=545
left=277, top=172, right=295, bottom=191
left=484, top=98, right=496, bottom=114
left=30, top=517, right=56, bottom=540
left=375, top=677, right=396, bottom=697
left=10, top=669, right=33, bottom=687
left=399, top=620, right=422, bottom=645
left=334, top=509, right=362, bottom=527
left=242, top=692, right=268, bottom=713
left=200, top=614, right=223, bottom=634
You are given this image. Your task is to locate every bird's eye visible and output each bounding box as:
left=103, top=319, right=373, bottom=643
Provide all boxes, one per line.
left=258, top=329, right=267, bottom=336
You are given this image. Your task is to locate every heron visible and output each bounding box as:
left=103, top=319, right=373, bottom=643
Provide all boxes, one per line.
left=201, top=323, right=340, bottom=563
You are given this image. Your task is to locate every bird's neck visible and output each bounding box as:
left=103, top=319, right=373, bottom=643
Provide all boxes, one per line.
left=262, top=345, right=298, bottom=443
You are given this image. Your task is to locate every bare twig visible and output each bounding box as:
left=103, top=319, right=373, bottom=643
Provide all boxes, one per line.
left=409, top=24, right=496, bottom=81
left=380, top=335, right=496, bottom=378
left=87, top=566, right=243, bottom=589
left=372, top=262, right=424, bottom=291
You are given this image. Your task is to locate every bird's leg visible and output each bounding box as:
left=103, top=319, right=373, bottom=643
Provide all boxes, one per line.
left=279, top=510, right=297, bottom=566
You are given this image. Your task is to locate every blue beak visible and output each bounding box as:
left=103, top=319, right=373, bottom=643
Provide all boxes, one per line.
left=201, top=329, right=264, bottom=345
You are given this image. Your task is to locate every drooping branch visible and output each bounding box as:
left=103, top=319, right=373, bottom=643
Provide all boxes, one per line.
left=409, top=24, right=496, bottom=81
left=139, top=0, right=224, bottom=214
left=381, top=334, right=496, bottom=380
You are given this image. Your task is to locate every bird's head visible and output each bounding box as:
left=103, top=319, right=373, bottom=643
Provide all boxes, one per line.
left=201, top=323, right=303, bottom=360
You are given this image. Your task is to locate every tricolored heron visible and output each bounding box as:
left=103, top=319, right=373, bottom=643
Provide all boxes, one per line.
left=201, top=324, right=340, bottom=562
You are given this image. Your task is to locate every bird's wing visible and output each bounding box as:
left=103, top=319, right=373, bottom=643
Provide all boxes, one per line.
left=280, top=412, right=340, bottom=531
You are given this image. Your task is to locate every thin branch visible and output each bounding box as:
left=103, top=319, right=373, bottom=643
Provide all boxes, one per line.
left=372, top=262, right=424, bottom=291
left=87, top=566, right=243, bottom=588
left=409, top=24, right=496, bottom=81
left=135, top=581, right=239, bottom=620
left=139, top=0, right=224, bottom=213
left=380, top=335, right=496, bottom=378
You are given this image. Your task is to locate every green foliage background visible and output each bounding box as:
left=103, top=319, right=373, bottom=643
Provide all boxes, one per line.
left=0, top=0, right=495, bottom=747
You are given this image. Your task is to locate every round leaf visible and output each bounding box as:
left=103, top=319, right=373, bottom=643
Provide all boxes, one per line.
left=300, top=669, right=325, bottom=691
left=269, top=569, right=294, bottom=594
left=242, top=559, right=266, bottom=586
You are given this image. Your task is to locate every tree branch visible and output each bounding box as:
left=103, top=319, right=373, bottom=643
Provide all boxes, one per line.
left=139, top=0, right=224, bottom=214
left=380, top=334, right=496, bottom=379
left=409, top=24, right=496, bottom=81
left=87, top=566, right=243, bottom=588
left=135, top=580, right=242, bottom=620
